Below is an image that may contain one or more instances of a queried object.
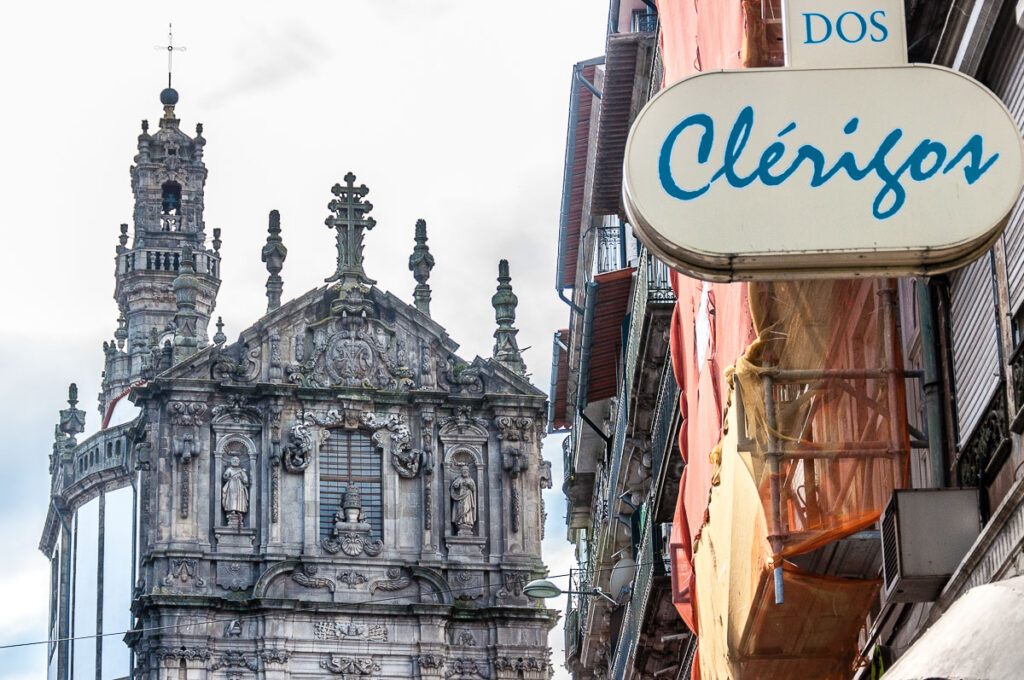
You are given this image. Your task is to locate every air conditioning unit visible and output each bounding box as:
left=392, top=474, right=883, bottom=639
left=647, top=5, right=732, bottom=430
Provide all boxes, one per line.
left=881, top=488, right=981, bottom=603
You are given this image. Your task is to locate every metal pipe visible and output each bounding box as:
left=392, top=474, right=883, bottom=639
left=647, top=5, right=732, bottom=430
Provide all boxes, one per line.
left=764, top=368, right=784, bottom=604
left=574, top=68, right=602, bottom=99
left=781, top=448, right=905, bottom=460
left=917, top=279, right=949, bottom=487
left=880, top=285, right=903, bottom=457
left=618, top=219, right=628, bottom=269
left=579, top=410, right=612, bottom=446
left=761, top=367, right=903, bottom=382
left=69, top=511, right=78, bottom=680
left=95, top=491, right=105, bottom=680
left=575, top=282, right=600, bottom=413
left=50, top=498, right=73, bottom=680
left=548, top=332, right=563, bottom=433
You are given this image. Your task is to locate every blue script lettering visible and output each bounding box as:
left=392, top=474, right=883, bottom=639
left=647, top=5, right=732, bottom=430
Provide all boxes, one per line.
left=658, top=106, right=1001, bottom=219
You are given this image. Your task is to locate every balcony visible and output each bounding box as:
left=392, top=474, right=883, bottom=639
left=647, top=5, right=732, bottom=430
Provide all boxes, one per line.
left=646, top=253, right=674, bottom=305
left=631, top=10, right=658, bottom=33
left=62, top=420, right=136, bottom=508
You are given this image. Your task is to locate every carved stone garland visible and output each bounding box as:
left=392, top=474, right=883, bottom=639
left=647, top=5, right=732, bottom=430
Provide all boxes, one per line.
left=495, top=416, right=533, bottom=534
left=422, top=410, right=436, bottom=530
left=167, top=401, right=207, bottom=520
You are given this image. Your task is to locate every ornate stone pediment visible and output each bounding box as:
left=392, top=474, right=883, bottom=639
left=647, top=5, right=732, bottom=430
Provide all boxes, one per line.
left=439, top=407, right=489, bottom=440
left=288, top=315, right=413, bottom=391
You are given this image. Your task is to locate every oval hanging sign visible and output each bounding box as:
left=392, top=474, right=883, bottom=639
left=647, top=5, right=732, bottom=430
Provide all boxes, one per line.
left=622, top=64, right=1024, bottom=281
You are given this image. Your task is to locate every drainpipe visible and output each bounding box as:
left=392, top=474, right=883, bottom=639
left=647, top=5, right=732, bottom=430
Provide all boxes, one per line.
left=548, top=332, right=568, bottom=433
left=917, top=279, right=949, bottom=488
left=576, top=282, right=600, bottom=414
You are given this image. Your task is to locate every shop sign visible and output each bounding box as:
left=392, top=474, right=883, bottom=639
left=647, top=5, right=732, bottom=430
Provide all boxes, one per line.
left=622, top=0, right=1024, bottom=281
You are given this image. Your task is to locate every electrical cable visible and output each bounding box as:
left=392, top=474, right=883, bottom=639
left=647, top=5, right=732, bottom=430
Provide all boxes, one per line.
left=0, top=560, right=645, bottom=652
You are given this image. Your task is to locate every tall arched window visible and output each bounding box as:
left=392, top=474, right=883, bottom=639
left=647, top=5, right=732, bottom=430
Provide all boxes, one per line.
left=319, top=430, right=382, bottom=541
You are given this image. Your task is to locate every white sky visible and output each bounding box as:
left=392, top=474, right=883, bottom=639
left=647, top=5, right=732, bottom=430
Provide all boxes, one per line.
left=0, top=2, right=606, bottom=677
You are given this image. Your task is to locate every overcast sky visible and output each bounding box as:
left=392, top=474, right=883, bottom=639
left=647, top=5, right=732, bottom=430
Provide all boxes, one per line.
left=0, top=2, right=606, bottom=678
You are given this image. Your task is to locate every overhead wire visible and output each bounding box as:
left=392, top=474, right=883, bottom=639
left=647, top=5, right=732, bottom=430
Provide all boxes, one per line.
left=0, top=560, right=645, bottom=652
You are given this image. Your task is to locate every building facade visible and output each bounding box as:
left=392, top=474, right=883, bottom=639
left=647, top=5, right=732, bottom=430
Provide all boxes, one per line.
left=554, top=1, right=1024, bottom=679
left=41, top=87, right=557, bottom=680
left=550, top=4, right=697, bottom=680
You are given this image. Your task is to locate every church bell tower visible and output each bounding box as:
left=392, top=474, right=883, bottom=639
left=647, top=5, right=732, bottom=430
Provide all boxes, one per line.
left=101, top=85, right=221, bottom=415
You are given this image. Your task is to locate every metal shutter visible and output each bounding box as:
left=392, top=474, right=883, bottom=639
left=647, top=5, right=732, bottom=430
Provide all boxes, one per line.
left=983, top=17, right=1024, bottom=312
left=950, top=254, right=1000, bottom=445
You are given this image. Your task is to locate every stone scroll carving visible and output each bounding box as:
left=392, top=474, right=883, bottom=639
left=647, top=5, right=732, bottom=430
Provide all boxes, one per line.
left=320, top=655, right=381, bottom=676
left=282, top=418, right=314, bottom=473
left=440, top=355, right=484, bottom=394
left=292, top=563, right=336, bottom=593
left=370, top=566, right=412, bottom=594
left=446, top=658, right=490, bottom=679
left=211, top=651, right=259, bottom=671
left=363, top=411, right=427, bottom=478
left=210, top=340, right=261, bottom=383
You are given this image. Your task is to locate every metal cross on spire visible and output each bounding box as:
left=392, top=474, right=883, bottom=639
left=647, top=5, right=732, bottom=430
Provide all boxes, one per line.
left=155, top=23, right=186, bottom=88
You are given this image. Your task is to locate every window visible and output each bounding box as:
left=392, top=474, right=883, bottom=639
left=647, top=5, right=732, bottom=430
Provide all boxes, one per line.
left=319, top=430, right=382, bottom=541
left=161, top=181, right=182, bottom=216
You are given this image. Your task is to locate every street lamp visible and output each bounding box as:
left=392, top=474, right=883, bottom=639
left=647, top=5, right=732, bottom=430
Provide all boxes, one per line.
left=523, top=579, right=619, bottom=606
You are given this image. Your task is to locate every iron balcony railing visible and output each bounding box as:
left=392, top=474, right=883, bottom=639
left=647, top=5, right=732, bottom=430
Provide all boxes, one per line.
left=646, top=252, right=675, bottom=304
left=619, top=513, right=657, bottom=667
left=596, top=224, right=626, bottom=274
left=632, top=10, right=658, bottom=33
left=649, top=366, right=679, bottom=488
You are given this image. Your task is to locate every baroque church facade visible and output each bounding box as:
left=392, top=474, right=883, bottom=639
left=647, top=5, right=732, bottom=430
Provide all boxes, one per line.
left=40, top=86, right=557, bottom=680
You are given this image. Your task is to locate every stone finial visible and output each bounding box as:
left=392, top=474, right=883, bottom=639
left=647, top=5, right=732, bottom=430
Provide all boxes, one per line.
left=408, top=219, right=435, bottom=316
left=324, top=173, right=376, bottom=316
left=172, top=245, right=200, bottom=361
left=261, top=210, right=288, bottom=313
left=212, top=227, right=222, bottom=254
left=115, top=312, right=128, bottom=350
left=491, top=260, right=526, bottom=375
left=58, top=383, right=86, bottom=444
left=213, top=316, right=227, bottom=345
left=118, top=223, right=129, bottom=251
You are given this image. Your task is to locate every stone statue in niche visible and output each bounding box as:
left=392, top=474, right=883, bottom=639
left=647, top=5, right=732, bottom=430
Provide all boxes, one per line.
left=222, top=456, right=250, bottom=529
left=450, top=465, right=477, bottom=536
